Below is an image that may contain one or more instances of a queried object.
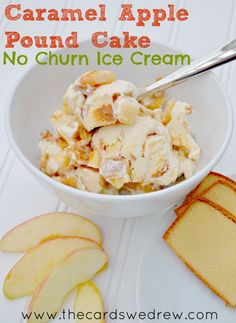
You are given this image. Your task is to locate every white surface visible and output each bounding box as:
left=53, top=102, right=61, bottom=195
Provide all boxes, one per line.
left=0, top=0, right=236, bottom=322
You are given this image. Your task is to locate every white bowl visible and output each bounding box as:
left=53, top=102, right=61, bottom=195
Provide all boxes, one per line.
left=5, top=41, right=233, bottom=218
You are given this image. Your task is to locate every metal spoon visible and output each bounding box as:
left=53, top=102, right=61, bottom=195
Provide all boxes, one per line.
left=137, top=39, right=236, bottom=100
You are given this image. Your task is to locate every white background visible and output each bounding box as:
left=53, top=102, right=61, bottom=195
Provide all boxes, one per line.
left=0, top=1, right=236, bottom=322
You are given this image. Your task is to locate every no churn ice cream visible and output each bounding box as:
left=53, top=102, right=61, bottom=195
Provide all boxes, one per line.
left=39, top=70, right=200, bottom=194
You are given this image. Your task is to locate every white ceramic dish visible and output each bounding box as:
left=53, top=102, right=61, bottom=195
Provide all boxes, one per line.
left=5, top=41, right=233, bottom=218
left=137, top=209, right=236, bottom=323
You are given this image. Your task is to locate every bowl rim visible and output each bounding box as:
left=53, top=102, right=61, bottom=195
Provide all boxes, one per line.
left=4, top=41, right=234, bottom=201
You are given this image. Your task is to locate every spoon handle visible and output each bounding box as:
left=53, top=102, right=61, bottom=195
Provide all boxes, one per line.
left=138, top=39, right=236, bottom=99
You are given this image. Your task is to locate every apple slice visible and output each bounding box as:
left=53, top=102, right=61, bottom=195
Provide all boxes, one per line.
left=4, top=237, right=100, bottom=299
left=28, top=248, right=108, bottom=323
left=0, top=212, right=102, bottom=252
left=74, top=281, right=105, bottom=323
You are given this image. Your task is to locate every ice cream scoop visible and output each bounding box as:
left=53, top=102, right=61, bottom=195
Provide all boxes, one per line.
left=137, top=39, right=236, bottom=99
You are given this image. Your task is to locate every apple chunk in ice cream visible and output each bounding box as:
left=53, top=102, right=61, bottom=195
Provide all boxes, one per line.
left=39, top=70, right=200, bottom=194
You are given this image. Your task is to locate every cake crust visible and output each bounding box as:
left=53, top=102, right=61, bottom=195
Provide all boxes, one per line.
left=183, top=172, right=236, bottom=204
left=176, top=180, right=236, bottom=217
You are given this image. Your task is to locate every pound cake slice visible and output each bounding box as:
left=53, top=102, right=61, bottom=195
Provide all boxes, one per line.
left=184, top=172, right=236, bottom=204
left=164, top=199, right=236, bottom=306
left=176, top=180, right=236, bottom=217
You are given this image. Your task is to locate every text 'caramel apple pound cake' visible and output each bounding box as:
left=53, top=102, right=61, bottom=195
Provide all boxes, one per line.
left=164, top=173, right=236, bottom=306
left=38, top=70, right=200, bottom=195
